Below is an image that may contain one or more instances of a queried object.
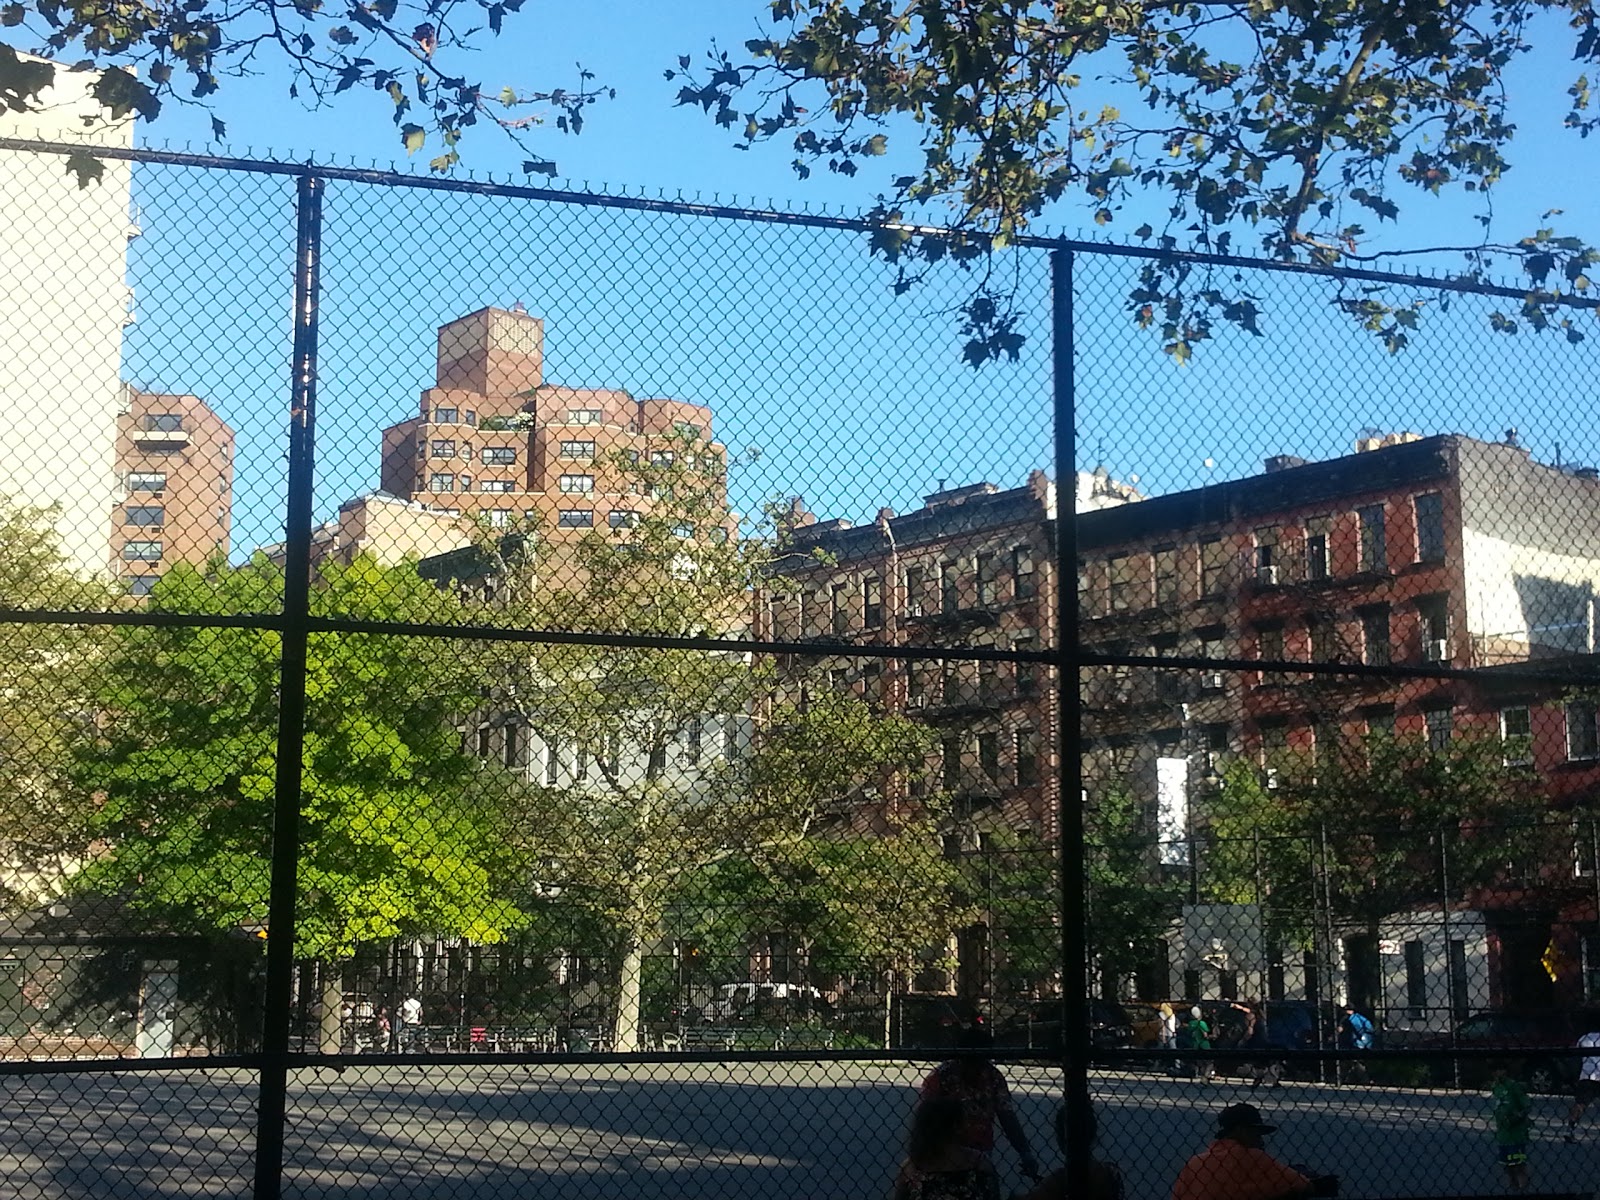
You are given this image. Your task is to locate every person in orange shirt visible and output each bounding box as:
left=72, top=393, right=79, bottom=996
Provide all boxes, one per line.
left=1172, top=1104, right=1333, bottom=1200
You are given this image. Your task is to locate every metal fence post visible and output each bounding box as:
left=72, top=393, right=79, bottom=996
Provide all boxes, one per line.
left=252, top=172, right=323, bottom=1200
left=1051, top=245, right=1091, bottom=1195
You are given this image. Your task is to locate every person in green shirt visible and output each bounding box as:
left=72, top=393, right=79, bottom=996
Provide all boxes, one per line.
left=1491, top=1070, right=1531, bottom=1192
left=1185, top=1007, right=1214, bottom=1082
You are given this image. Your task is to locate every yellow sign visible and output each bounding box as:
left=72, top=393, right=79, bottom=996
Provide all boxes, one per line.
left=1542, top=938, right=1571, bottom=982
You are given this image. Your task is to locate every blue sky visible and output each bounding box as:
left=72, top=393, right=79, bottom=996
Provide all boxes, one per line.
left=110, top=3, right=1600, bottom=554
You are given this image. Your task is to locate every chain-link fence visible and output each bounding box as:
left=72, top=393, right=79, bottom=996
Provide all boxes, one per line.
left=6, top=126, right=1600, bottom=1200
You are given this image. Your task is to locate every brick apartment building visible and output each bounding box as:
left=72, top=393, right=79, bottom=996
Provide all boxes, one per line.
left=1077, top=432, right=1600, bottom=1019
left=112, top=389, right=234, bottom=595
left=377, top=306, right=727, bottom=559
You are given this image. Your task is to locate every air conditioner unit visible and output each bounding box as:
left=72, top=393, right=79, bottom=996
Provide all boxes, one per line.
left=907, top=695, right=927, bottom=710
left=1264, top=767, right=1281, bottom=790
left=908, top=602, right=925, bottom=617
left=1256, top=564, right=1279, bottom=585
left=1201, top=672, right=1225, bottom=691
left=1424, top=638, right=1450, bottom=663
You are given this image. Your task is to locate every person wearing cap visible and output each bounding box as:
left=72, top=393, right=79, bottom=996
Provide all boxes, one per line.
left=920, top=1024, right=1041, bottom=1182
left=1171, top=1104, right=1323, bottom=1200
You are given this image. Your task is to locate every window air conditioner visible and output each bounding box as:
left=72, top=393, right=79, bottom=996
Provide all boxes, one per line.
left=1264, top=767, right=1281, bottom=790
left=1256, top=565, right=1279, bottom=585
left=908, top=602, right=924, bottom=617
left=1201, top=672, right=1225, bottom=691
left=1425, top=638, right=1450, bottom=663
left=907, top=695, right=927, bottom=710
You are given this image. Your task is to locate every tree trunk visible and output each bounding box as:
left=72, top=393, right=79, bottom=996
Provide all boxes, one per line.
left=613, top=932, right=645, bottom=1053
left=319, top=963, right=343, bottom=1054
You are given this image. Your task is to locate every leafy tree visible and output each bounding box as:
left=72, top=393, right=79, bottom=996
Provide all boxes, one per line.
left=1205, top=732, right=1551, bottom=943
left=1085, top=783, right=1182, bottom=996
left=957, top=824, right=1059, bottom=1001
left=678, top=0, right=1600, bottom=362
left=0, top=497, right=115, bottom=911
left=0, top=0, right=608, bottom=169
left=70, top=554, right=528, bottom=1049
left=455, top=437, right=940, bottom=1051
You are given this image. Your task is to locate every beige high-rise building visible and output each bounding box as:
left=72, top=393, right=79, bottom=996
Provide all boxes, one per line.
left=0, top=59, right=137, bottom=574
left=111, top=390, right=235, bottom=594
left=377, top=306, right=727, bottom=551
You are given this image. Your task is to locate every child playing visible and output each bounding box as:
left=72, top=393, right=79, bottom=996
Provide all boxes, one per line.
left=1491, top=1070, right=1532, bottom=1192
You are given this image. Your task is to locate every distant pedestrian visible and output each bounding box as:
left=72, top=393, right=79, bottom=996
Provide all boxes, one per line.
left=398, top=994, right=423, bottom=1053
left=1019, top=1102, right=1123, bottom=1200
left=1491, top=1069, right=1532, bottom=1191
left=1244, top=1003, right=1280, bottom=1089
left=1160, top=1002, right=1180, bottom=1075
left=1337, top=1005, right=1373, bottom=1084
left=893, top=1096, right=1000, bottom=1200
left=1563, top=1029, right=1600, bottom=1141
left=371, top=1006, right=390, bottom=1055
left=1183, top=1006, right=1214, bottom=1082
left=920, top=1024, right=1041, bottom=1183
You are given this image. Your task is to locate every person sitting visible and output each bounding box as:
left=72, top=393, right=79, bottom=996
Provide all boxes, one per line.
left=893, top=1096, right=1000, bottom=1200
left=1172, top=1103, right=1336, bottom=1200
left=1018, top=1102, right=1123, bottom=1200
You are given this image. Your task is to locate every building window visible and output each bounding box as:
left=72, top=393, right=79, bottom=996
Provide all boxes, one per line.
left=480, top=480, right=515, bottom=494
left=1200, top=536, right=1228, bottom=596
left=430, top=439, right=456, bottom=458
left=143, top=412, right=184, bottom=432
left=433, top=406, right=459, bottom=423
left=559, top=440, right=595, bottom=461
left=1108, top=553, right=1137, bottom=610
left=1404, top=941, right=1427, bottom=1016
left=684, top=718, right=702, bottom=765
left=1424, top=705, right=1453, bottom=751
left=650, top=450, right=676, bottom=467
left=941, top=561, right=960, bottom=614
left=558, top=509, right=594, bottom=528
left=566, top=408, right=602, bottom=424
left=863, top=576, right=883, bottom=628
left=1015, top=727, right=1040, bottom=786
left=122, top=540, right=162, bottom=562
left=1359, top=606, right=1391, bottom=666
left=487, top=509, right=511, bottom=529
left=1354, top=709, right=1391, bottom=743
left=905, top=566, right=931, bottom=615
left=907, top=661, right=927, bottom=702
left=1501, top=706, right=1533, bottom=765
left=1414, top=492, right=1445, bottom=563
left=1308, top=616, right=1336, bottom=664
left=1417, top=595, right=1450, bottom=662
left=1014, top=546, right=1036, bottom=601
left=1305, top=517, right=1331, bottom=580
left=127, top=472, right=167, bottom=493
left=544, top=738, right=560, bottom=785
left=482, top=446, right=517, bottom=466
left=1153, top=544, right=1178, bottom=605
left=429, top=473, right=455, bottom=494
left=129, top=574, right=160, bottom=597
left=504, top=725, right=523, bottom=770
left=1567, top=701, right=1600, bottom=761
left=670, top=521, right=695, bottom=539
left=831, top=583, right=850, bottom=636
left=458, top=475, right=473, bottom=492
left=1256, top=623, right=1285, bottom=664
left=559, top=474, right=594, bottom=494
left=1015, top=632, right=1037, bottom=695
left=1254, top=527, right=1279, bottom=581
left=977, top=553, right=999, bottom=607
left=862, top=660, right=882, bottom=709
left=977, top=732, right=1001, bottom=784
left=942, top=736, right=963, bottom=791
left=609, top=510, right=640, bottom=529
left=1358, top=504, right=1387, bottom=572
left=124, top=504, right=164, bottom=527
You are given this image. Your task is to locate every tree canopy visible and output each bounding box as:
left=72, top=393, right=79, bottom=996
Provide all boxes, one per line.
left=70, top=554, right=528, bottom=965
left=675, top=0, right=1600, bottom=362
left=0, top=0, right=606, bottom=171
left=0, top=497, right=115, bottom=911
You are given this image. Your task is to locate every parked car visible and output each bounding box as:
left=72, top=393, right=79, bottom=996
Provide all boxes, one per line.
left=991, top=999, right=1135, bottom=1053
left=1415, top=1009, right=1600, bottom=1092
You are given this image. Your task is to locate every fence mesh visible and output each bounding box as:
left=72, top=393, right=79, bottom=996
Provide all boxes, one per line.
left=5, top=130, right=1600, bottom=1199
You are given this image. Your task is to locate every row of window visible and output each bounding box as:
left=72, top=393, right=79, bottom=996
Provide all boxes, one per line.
left=128, top=472, right=167, bottom=492
left=1092, top=492, right=1446, bottom=613
left=139, top=413, right=184, bottom=433
left=429, top=441, right=519, bottom=465
left=121, top=540, right=162, bottom=562
left=467, top=719, right=739, bottom=777
left=922, top=728, right=1043, bottom=794
left=775, top=547, right=1038, bottom=634
left=123, top=505, right=164, bottom=527
left=430, top=474, right=519, bottom=494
